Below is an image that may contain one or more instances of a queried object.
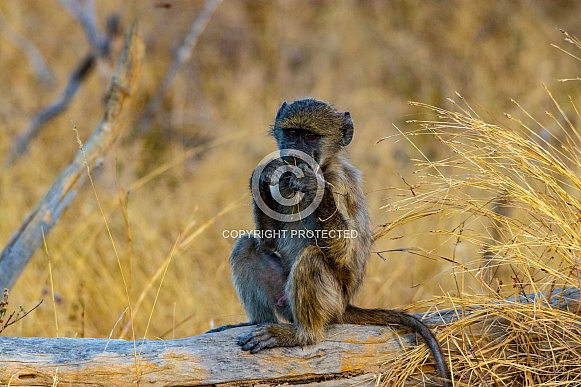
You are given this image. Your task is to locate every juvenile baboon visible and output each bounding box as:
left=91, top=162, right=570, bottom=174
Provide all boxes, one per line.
left=211, top=98, right=451, bottom=386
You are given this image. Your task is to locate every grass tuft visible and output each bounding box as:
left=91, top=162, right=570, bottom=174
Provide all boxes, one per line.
left=377, top=36, right=581, bottom=384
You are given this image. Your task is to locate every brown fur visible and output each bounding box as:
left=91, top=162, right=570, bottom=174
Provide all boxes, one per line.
left=209, top=98, right=451, bottom=387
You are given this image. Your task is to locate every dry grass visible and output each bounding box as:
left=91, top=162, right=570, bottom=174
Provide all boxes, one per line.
left=1, top=1, right=581, bottom=385
left=375, top=33, right=581, bottom=386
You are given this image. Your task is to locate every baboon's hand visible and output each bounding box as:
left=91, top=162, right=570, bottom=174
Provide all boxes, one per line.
left=289, top=163, right=319, bottom=194
left=259, top=158, right=286, bottom=186
left=238, top=324, right=297, bottom=353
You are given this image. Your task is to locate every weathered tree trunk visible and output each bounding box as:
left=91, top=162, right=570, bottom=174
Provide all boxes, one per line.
left=0, top=287, right=578, bottom=387
left=0, top=23, right=143, bottom=290
left=1, top=325, right=404, bottom=387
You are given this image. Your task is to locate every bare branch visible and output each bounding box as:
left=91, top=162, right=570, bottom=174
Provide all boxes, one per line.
left=60, top=0, right=107, bottom=52
left=136, top=0, right=222, bottom=133
left=0, top=9, right=54, bottom=85
left=6, top=55, right=96, bottom=165
left=6, top=1, right=122, bottom=165
left=0, top=23, right=144, bottom=290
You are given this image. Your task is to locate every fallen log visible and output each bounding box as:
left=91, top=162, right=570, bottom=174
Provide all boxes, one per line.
left=0, top=287, right=578, bottom=386
left=0, top=325, right=409, bottom=387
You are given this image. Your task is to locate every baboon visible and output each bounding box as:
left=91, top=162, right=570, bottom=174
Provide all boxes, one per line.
left=211, top=98, right=451, bottom=386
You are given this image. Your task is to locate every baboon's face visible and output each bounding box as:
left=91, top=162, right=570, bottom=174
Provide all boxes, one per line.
left=271, top=98, right=353, bottom=165
left=277, top=127, right=322, bottom=163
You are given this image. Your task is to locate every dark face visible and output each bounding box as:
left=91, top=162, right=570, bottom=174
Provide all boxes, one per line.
left=276, top=128, right=322, bottom=163
left=271, top=98, right=354, bottom=165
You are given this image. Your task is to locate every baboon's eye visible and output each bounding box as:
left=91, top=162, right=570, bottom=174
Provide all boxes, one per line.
left=287, top=130, right=298, bottom=137
left=304, top=133, right=317, bottom=141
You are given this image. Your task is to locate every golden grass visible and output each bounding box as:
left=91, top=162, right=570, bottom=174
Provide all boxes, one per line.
left=375, top=33, right=581, bottom=385
left=1, top=2, right=581, bottom=385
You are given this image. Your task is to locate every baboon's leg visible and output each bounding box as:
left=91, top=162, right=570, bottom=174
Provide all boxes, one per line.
left=238, top=245, right=343, bottom=352
left=288, top=245, right=343, bottom=343
left=230, top=234, right=286, bottom=324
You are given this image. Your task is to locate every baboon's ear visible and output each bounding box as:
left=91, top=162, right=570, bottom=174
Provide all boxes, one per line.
left=342, top=112, right=354, bottom=146
left=275, top=101, right=288, bottom=121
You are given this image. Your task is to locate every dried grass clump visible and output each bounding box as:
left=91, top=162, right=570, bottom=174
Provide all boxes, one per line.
left=377, top=33, right=581, bottom=387
left=0, top=288, right=42, bottom=334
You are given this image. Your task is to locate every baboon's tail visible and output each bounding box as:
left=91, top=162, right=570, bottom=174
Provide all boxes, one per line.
left=343, top=304, right=451, bottom=387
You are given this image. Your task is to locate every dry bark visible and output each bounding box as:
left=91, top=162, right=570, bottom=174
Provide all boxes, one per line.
left=0, top=287, right=578, bottom=387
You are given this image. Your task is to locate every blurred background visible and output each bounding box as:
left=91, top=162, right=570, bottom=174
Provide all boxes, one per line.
left=0, top=0, right=580, bottom=339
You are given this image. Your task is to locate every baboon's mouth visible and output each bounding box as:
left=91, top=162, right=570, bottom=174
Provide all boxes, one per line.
left=281, top=156, right=299, bottom=166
